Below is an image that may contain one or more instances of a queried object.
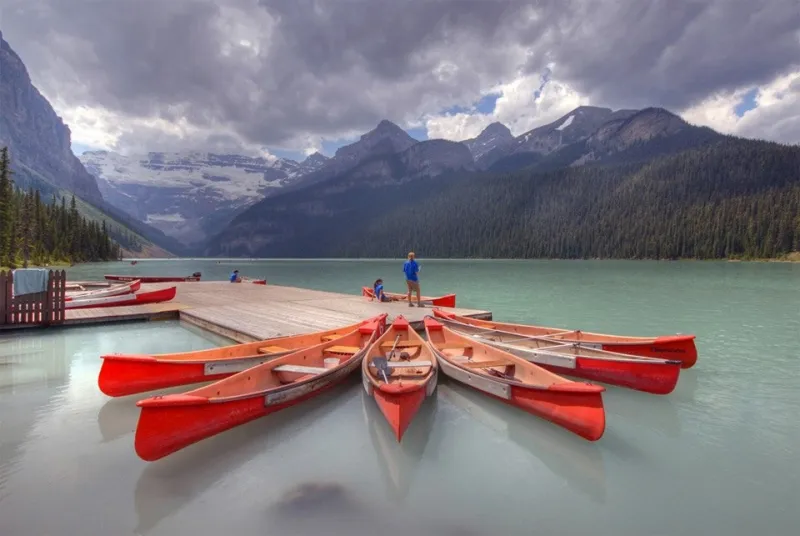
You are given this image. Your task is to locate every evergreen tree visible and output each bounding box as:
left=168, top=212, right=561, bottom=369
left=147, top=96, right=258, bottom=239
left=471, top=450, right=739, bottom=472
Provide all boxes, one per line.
left=0, top=147, right=123, bottom=267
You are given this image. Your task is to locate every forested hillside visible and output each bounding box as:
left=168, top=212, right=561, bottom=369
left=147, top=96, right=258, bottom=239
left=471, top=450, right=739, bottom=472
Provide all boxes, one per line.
left=349, top=139, right=800, bottom=259
left=0, top=148, right=120, bottom=267
left=207, top=138, right=800, bottom=260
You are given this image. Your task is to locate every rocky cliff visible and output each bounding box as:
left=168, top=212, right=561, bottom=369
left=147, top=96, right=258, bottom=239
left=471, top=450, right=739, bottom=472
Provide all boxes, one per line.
left=0, top=31, right=103, bottom=203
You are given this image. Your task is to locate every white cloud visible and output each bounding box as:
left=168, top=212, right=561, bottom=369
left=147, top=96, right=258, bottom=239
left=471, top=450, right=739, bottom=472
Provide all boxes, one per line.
left=681, top=70, right=800, bottom=144
left=424, top=71, right=590, bottom=141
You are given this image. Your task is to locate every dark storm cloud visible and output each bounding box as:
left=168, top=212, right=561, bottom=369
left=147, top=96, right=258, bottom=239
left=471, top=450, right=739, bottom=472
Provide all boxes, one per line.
left=1, top=0, right=799, bottom=150
left=543, top=0, right=800, bottom=110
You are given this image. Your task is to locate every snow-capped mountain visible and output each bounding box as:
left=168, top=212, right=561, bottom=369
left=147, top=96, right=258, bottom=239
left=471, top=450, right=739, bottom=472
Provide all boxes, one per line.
left=79, top=150, right=328, bottom=245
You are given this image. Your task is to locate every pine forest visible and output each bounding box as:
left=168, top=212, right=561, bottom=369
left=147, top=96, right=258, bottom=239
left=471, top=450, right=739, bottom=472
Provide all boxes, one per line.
left=0, top=147, right=121, bottom=268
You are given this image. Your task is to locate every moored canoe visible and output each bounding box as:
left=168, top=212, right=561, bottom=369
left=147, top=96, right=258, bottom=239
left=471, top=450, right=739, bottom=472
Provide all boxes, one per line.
left=67, top=280, right=141, bottom=301
left=64, top=286, right=177, bottom=310
left=433, top=314, right=682, bottom=395
left=362, top=315, right=438, bottom=441
left=424, top=316, right=606, bottom=441
left=105, top=273, right=201, bottom=283
left=133, top=316, right=385, bottom=461
left=98, top=314, right=388, bottom=397
left=433, top=309, right=697, bottom=369
left=361, top=286, right=456, bottom=308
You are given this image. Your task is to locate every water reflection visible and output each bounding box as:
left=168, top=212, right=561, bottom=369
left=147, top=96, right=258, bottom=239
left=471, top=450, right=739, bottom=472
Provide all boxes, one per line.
left=361, top=389, right=436, bottom=502
left=133, top=377, right=357, bottom=535
left=604, top=388, right=682, bottom=438
left=437, top=380, right=607, bottom=503
left=264, top=479, right=484, bottom=536
left=97, top=383, right=213, bottom=444
left=0, top=331, right=70, bottom=502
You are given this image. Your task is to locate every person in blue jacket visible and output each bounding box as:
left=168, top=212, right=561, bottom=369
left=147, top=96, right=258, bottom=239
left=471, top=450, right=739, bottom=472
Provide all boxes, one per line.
left=229, top=270, right=241, bottom=283
left=403, top=251, right=421, bottom=307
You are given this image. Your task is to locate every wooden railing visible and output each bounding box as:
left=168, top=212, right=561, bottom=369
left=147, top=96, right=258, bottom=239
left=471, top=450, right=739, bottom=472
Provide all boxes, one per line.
left=0, top=270, right=66, bottom=327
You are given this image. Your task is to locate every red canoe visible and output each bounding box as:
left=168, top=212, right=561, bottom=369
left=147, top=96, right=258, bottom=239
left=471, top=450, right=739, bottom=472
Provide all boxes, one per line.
left=433, top=314, right=682, bottom=394
left=361, top=286, right=456, bottom=308
left=134, top=317, right=384, bottom=461
left=64, top=287, right=177, bottom=310
left=98, top=314, right=388, bottom=397
left=362, top=315, right=438, bottom=442
left=433, top=310, right=697, bottom=369
left=66, top=280, right=141, bottom=301
left=105, top=273, right=201, bottom=283
left=424, top=317, right=606, bottom=441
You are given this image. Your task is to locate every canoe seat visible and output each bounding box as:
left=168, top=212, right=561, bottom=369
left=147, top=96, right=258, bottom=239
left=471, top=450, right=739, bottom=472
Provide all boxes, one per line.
left=324, top=345, right=360, bottom=355
left=380, top=341, right=423, bottom=348
left=462, top=359, right=514, bottom=369
left=258, top=345, right=289, bottom=354
left=273, top=364, right=328, bottom=375
left=370, top=360, right=433, bottom=369
left=438, top=343, right=473, bottom=350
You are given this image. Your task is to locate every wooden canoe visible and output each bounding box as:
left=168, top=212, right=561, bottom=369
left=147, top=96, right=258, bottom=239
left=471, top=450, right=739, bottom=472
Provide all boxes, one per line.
left=434, top=314, right=682, bottom=394
left=424, top=317, right=606, bottom=441
left=66, top=280, right=141, bottom=301
left=361, top=286, right=456, bottom=308
left=134, top=317, right=385, bottom=461
left=99, top=314, right=388, bottom=397
left=433, top=309, right=697, bottom=369
left=105, top=274, right=201, bottom=283
left=64, top=286, right=177, bottom=310
left=362, top=315, right=438, bottom=441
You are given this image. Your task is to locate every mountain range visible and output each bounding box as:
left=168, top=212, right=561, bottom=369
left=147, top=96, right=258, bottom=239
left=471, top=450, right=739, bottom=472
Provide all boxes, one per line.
left=2, top=30, right=798, bottom=261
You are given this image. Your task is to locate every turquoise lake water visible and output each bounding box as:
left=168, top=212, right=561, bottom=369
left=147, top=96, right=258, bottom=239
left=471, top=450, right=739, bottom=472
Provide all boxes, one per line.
left=1, top=259, right=798, bottom=535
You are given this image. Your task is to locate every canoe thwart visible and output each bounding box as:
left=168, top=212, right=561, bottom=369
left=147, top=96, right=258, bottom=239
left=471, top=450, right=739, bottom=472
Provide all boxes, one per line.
left=379, top=341, right=423, bottom=348
left=324, top=345, right=361, bottom=354
left=273, top=364, right=329, bottom=375
left=460, top=359, right=514, bottom=369
left=370, top=360, right=434, bottom=369
left=258, top=345, right=289, bottom=354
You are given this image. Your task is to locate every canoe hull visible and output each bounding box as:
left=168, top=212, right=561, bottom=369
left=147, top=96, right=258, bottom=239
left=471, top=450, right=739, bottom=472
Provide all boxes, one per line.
left=135, top=350, right=363, bottom=461
left=99, top=316, right=385, bottom=397
left=372, top=387, right=428, bottom=442
left=433, top=309, right=697, bottom=369
left=425, top=317, right=605, bottom=441
left=134, top=318, right=384, bottom=461
left=436, top=316, right=681, bottom=395
left=434, top=349, right=605, bottom=441
left=548, top=355, right=679, bottom=395
left=599, top=337, right=697, bottom=368
left=65, top=286, right=176, bottom=310
left=98, top=355, right=277, bottom=397
left=362, top=287, right=456, bottom=307
left=361, top=315, right=438, bottom=441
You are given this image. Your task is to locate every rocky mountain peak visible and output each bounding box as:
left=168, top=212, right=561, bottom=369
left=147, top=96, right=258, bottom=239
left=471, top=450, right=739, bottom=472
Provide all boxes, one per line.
left=333, top=120, right=416, bottom=162
left=302, top=151, right=328, bottom=166
left=463, top=121, right=514, bottom=160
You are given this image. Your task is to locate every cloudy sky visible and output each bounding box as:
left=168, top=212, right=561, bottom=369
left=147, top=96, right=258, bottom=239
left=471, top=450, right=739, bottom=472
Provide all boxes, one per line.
left=2, top=0, right=799, bottom=161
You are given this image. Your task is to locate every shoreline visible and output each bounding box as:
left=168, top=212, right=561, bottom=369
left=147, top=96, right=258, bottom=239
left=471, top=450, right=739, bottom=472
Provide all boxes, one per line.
left=120, top=254, right=800, bottom=263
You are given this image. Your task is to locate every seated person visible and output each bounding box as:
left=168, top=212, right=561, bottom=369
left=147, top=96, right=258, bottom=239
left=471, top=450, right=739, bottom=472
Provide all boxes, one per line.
left=373, top=279, right=391, bottom=301
left=229, top=270, right=242, bottom=283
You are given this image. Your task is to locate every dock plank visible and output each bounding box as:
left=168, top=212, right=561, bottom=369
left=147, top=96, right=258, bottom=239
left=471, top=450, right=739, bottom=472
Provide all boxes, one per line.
left=50, top=281, right=491, bottom=342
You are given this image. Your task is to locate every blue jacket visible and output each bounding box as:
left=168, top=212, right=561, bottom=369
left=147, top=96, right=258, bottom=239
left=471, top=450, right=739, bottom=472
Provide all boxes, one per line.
left=403, top=260, right=419, bottom=282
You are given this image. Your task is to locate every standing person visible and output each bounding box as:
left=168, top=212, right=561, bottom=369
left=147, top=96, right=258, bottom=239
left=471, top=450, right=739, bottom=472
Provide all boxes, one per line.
left=403, top=252, right=421, bottom=307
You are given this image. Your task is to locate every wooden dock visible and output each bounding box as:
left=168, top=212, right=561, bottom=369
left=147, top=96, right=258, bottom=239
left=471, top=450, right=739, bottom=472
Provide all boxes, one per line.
left=60, top=282, right=491, bottom=342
